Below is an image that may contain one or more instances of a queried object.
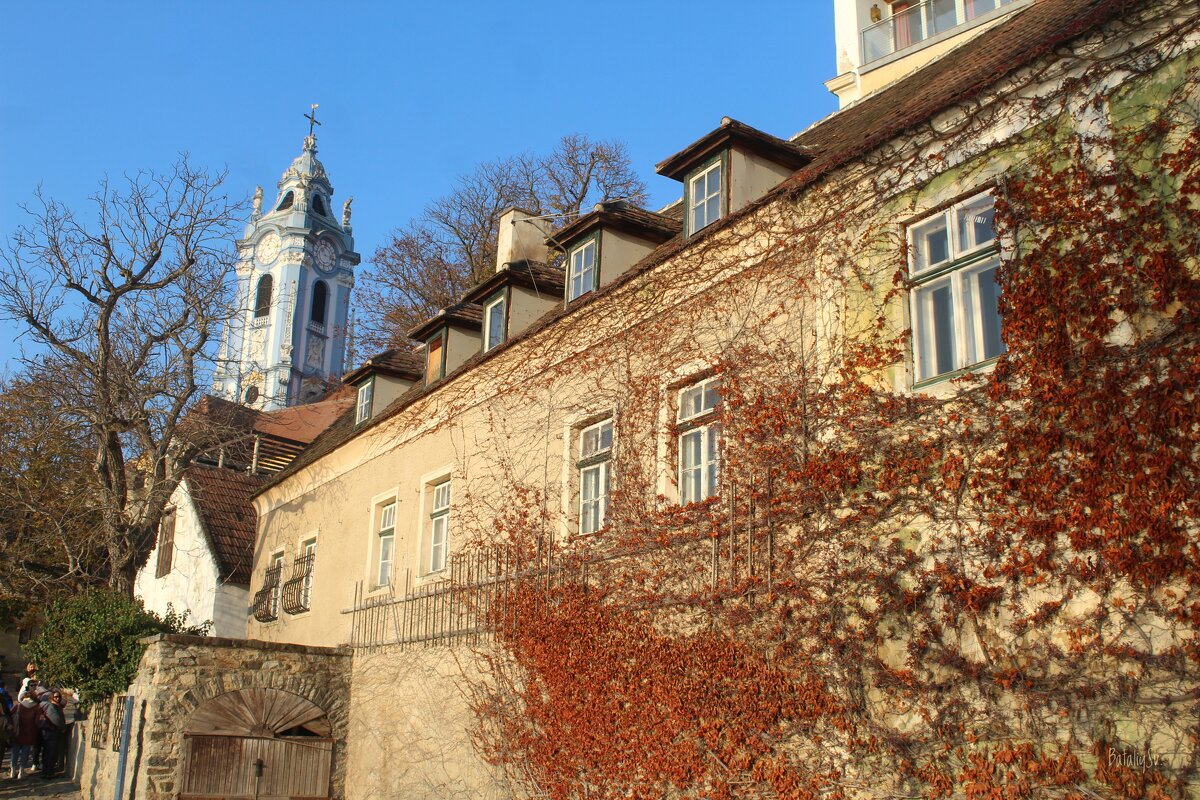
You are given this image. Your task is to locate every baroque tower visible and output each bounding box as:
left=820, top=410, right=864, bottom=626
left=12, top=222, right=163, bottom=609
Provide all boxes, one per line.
left=213, top=116, right=359, bottom=410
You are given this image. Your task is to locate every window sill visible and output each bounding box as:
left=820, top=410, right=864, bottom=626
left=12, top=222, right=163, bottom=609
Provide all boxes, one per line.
left=912, top=355, right=1002, bottom=392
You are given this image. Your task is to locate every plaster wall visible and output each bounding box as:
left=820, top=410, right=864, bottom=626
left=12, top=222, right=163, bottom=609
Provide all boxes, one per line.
left=509, top=285, right=557, bottom=338
left=729, top=149, right=796, bottom=214
left=598, top=229, right=657, bottom=289
left=345, top=646, right=509, bottom=800
left=445, top=326, right=482, bottom=376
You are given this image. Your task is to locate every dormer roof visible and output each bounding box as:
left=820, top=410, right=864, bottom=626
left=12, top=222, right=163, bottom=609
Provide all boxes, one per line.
left=407, top=302, right=484, bottom=341
left=547, top=201, right=679, bottom=252
left=655, top=117, right=813, bottom=181
left=341, top=348, right=424, bottom=385
left=461, top=260, right=566, bottom=304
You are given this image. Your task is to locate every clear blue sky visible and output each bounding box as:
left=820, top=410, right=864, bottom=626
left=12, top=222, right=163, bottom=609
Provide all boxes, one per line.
left=0, top=1, right=838, bottom=375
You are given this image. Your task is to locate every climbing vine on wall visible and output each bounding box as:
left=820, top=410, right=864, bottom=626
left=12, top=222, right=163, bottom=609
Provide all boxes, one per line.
left=454, top=38, right=1200, bottom=800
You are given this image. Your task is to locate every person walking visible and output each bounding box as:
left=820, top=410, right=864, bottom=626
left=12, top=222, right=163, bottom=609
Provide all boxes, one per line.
left=38, top=691, right=66, bottom=781
left=10, top=693, right=40, bottom=779
left=0, top=681, right=14, bottom=775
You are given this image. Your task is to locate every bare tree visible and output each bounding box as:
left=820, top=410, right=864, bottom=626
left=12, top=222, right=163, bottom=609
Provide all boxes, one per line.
left=0, top=158, right=244, bottom=595
left=360, top=134, right=648, bottom=349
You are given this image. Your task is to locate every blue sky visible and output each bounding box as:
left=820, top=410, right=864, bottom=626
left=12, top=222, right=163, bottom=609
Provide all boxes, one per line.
left=0, top=1, right=838, bottom=375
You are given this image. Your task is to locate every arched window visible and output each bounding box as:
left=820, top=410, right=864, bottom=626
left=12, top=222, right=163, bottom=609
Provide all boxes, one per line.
left=310, top=280, right=328, bottom=325
left=276, top=191, right=294, bottom=212
left=312, top=195, right=327, bottom=216
left=254, top=275, right=273, bottom=318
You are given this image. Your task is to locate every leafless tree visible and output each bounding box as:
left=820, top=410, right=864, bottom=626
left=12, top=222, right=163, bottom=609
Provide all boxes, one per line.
left=0, top=158, right=244, bottom=595
left=360, top=134, right=648, bottom=349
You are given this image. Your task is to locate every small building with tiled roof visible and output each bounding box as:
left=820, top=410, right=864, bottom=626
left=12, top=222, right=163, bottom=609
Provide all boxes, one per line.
left=134, top=466, right=262, bottom=638
left=134, top=390, right=353, bottom=636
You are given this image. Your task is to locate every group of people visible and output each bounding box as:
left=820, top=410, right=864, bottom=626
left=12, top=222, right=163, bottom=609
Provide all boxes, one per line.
left=0, top=663, right=73, bottom=781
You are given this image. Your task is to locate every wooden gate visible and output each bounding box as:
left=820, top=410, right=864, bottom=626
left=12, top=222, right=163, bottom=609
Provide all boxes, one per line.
left=180, top=688, right=334, bottom=800
left=181, top=735, right=333, bottom=799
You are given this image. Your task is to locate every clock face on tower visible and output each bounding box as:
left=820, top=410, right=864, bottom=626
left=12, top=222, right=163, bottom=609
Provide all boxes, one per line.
left=314, top=240, right=337, bottom=273
left=255, top=232, right=281, bottom=264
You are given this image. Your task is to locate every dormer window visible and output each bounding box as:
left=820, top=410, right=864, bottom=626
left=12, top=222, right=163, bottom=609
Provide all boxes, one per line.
left=276, top=191, right=294, bottom=212
left=355, top=380, right=373, bottom=425
left=483, top=293, right=507, bottom=352
left=688, top=160, right=724, bottom=235
left=568, top=239, right=597, bottom=302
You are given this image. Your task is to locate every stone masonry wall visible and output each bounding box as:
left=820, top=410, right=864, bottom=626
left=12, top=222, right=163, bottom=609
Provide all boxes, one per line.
left=75, top=634, right=351, bottom=800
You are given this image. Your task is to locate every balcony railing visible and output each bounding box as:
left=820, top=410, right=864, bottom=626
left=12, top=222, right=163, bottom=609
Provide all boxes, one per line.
left=861, top=0, right=1018, bottom=66
left=252, top=564, right=283, bottom=622
left=281, top=553, right=316, bottom=615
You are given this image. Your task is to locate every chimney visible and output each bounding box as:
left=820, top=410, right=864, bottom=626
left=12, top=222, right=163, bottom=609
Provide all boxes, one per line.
left=495, top=207, right=551, bottom=272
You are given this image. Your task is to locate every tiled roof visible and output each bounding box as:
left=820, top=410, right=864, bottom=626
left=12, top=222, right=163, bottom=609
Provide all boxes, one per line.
left=783, top=0, right=1136, bottom=192
left=407, top=301, right=484, bottom=340
left=656, top=117, right=812, bottom=181
left=462, top=260, right=566, bottom=304
left=254, top=387, right=356, bottom=444
left=256, top=0, right=1146, bottom=497
left=342, top=348, right=425, bottom=385
left=186, top=465, right=262, bottom=585
left=549, top=201, right=679, bottom=252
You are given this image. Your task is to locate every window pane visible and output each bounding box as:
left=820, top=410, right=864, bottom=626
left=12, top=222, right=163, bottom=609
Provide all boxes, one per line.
left=380, top=502, right=396, bottom=531
left=433, top=482, right=451, bottom=511
left=705, top=196, right=720, bottom=227
left=486, top=299, right=505, bottom=350
left=430, top=516, right=447, bottom=572
left=913, top=215, right=949, bottom=272
left=958, top=197, right=995, bottom=252
left=356, top=383, right=372, bottom=423
left=974, top=265, right=1005, bottom=360
left=581, top=420, right=613, bottom=457
left=680, top=430, right=702, bottom=504
left=916, top=281, right=957, bottom=380
left=377, top=534, right=393, bottom=586
left=931, top=0, right=957, bottom=33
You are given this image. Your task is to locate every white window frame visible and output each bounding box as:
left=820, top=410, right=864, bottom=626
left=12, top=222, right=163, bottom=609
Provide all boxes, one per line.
left=577, top=419, right=613, bottom=535
left=376, top=501, right=396, bottom=588
left=908, top=191, right=1005, bottom=384
left=300, top=537, right=317, bottom=609
left=676, top=377, right=721, bottom=504
left=567, top=239, right=597, bottom=302
left=269, top=551, right=285, bottom=618
left=688, top=160, right=723, bottom=235
left=355, top=380, right=374, bottom=424
left=483, top=294, right=507, bottom=352
left=428, top=481, right=451, bottom=574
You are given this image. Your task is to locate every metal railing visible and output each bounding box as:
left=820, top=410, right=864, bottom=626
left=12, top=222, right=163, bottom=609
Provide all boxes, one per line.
left=861, top=0, right=1017, bottom=65
left=281, top=553, right=316, bottom=615
left=252, top=564, right=283, bottom=622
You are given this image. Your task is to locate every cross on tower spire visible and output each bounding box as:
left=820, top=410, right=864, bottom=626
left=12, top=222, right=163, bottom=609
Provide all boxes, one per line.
left=305, top=103, right=321, bottom=138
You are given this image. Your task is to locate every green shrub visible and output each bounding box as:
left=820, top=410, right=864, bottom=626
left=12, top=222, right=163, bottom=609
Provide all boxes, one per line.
left=24, top=589, right=208, bottom=703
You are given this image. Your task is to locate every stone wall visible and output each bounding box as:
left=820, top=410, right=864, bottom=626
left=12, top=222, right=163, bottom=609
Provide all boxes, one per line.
left=74, top=634, right=351, bottom=800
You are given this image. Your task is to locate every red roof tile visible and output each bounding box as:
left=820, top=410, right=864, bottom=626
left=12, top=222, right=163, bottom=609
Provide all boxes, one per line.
left=186, top=465, right=262, bottom=585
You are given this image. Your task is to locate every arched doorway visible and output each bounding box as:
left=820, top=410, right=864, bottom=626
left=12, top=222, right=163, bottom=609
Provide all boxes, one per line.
left=180, top=688, right=334, bottom=800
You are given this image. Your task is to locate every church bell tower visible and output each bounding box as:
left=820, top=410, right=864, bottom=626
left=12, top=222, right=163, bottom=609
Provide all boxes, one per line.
left=213, top=106, right=359, bottom=410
